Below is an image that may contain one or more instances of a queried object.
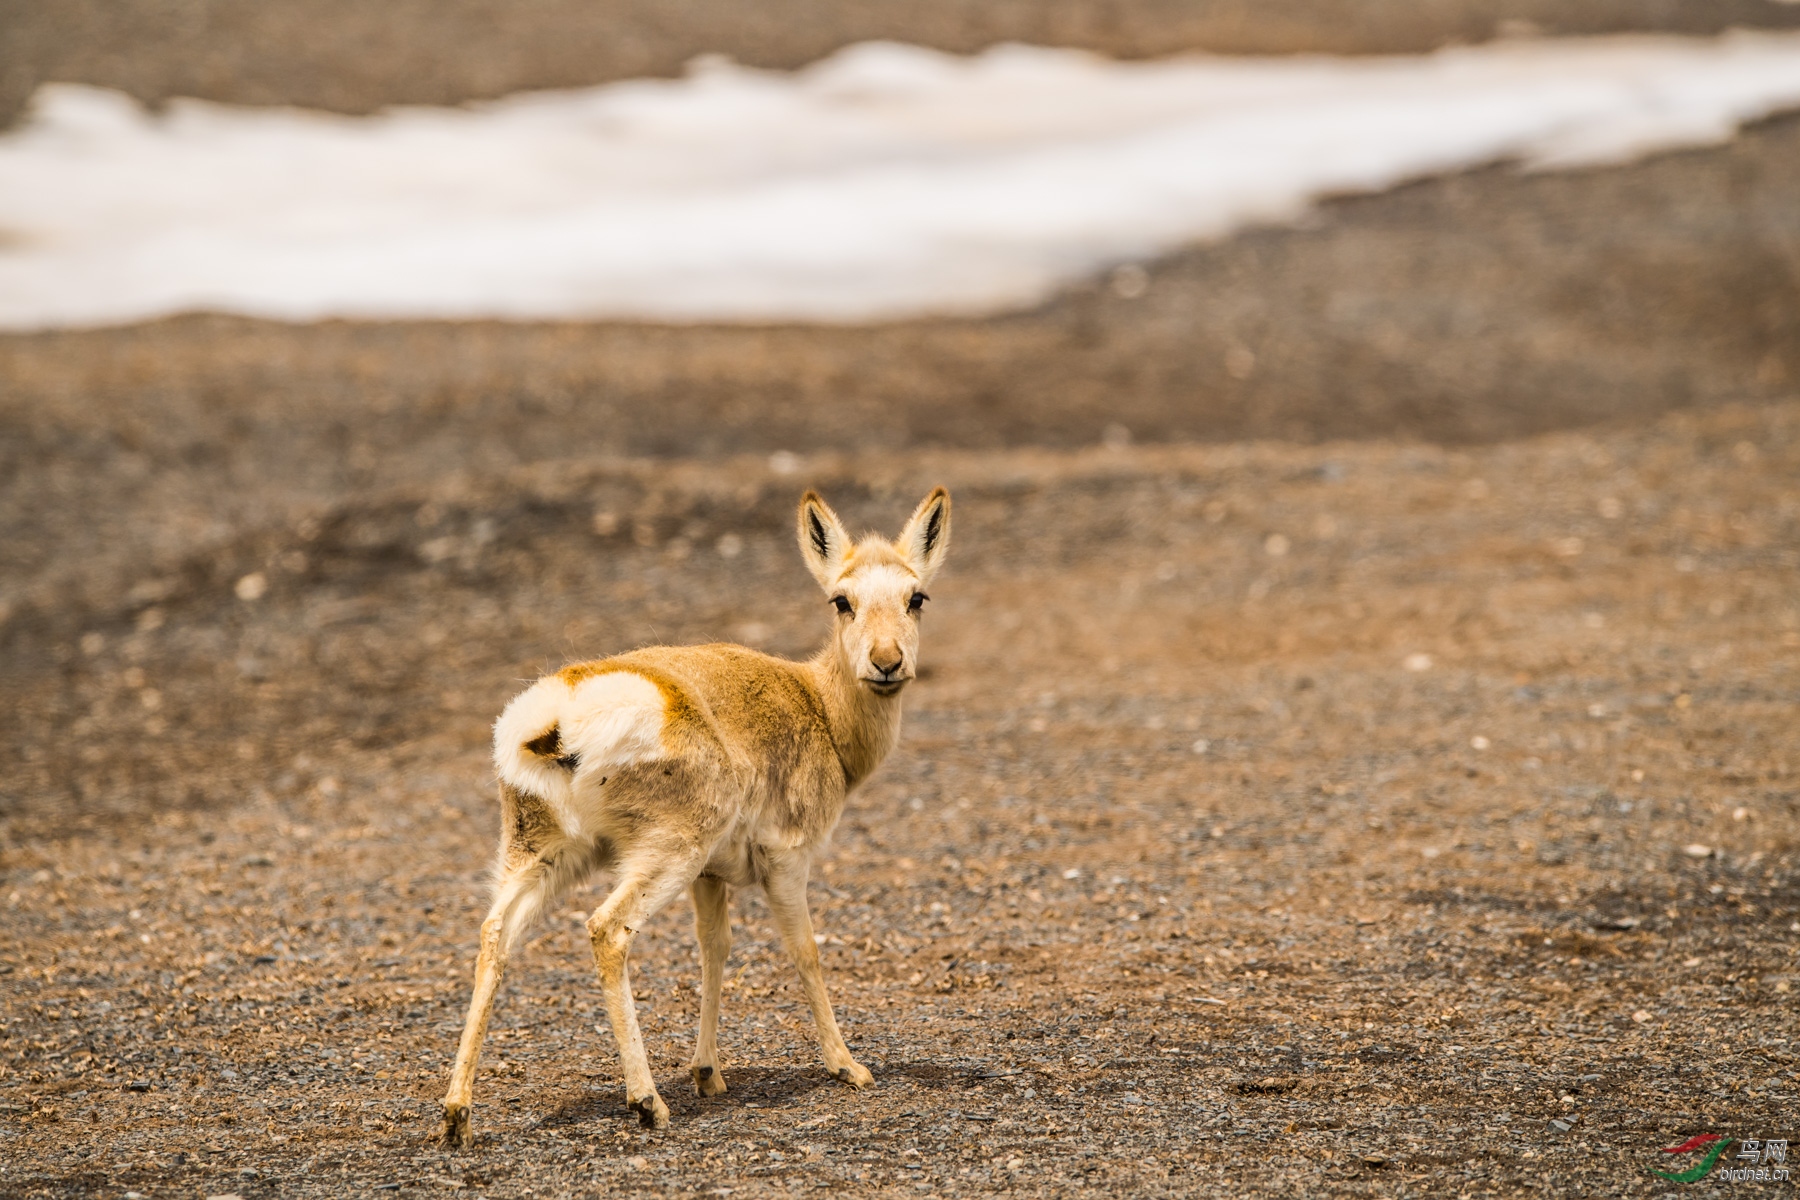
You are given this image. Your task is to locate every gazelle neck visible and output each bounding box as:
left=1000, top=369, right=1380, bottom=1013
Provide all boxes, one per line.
left=808, top=643, right=904, bottom=788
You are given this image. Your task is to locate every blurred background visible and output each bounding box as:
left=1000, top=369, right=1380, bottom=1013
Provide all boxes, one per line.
left=3, top=0, right=1798, bottom=699
left=5, top=0, right=1800, bottom=120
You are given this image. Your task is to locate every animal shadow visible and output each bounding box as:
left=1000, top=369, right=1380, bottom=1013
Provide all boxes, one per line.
left=534, top=1063, right=876, bottom=1132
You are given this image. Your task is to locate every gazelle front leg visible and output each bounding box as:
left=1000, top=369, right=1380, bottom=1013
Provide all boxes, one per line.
left=688, top=875, right=731, bottom=1096
left=588, top=854, right=699, bottom=1129
left=762, top=853, right=873, bottom=1089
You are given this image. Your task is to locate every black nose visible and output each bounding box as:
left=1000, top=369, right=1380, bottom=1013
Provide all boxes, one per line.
left=871, top=653, right=903, bottom=676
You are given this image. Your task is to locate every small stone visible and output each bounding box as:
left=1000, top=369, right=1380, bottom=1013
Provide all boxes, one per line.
left=1263, top=533, right=1290, bottom=557
left=1469, top=735, right=1490, bottom=750
left=1549, top=1118, right=1572, bottom=1132
left=1683, top=844, right=1712, bottom=859
left=234, top=572, right=268, bottom=602
left=626, top=1156, right=648, bottom=1171
left=1632, top=1010, right=1652, bottom=1023
left=1109, top=263, right=1148, bottom=298
left=1403, top=653, right=1432, bottom=672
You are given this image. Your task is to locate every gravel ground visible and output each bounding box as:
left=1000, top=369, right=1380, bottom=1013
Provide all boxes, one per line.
left=2, top=398, right=1796, bottom=1197
left=3, top=6, right=1798, bottom=1196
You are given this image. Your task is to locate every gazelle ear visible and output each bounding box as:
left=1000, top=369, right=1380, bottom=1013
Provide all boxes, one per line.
left=896, top=487, right=951, bottom=585
left=796, top=491, right=852, bottom=589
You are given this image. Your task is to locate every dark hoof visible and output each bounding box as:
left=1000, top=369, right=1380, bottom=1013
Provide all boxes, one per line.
left=833, top=1061, right=875, bottom=1089
left=627, top=1093, right=670, bottom=1129
left=441, top=1102, right=473, bottom=1149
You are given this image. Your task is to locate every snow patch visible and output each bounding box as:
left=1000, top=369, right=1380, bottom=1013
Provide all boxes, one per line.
left=3, top=33, right=1800, bottom=329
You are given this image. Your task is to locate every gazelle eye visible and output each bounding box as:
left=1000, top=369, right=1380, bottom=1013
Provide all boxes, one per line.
left=832, top=595, right=854, bottom=617
left=908, top=591, right=928, bottom=613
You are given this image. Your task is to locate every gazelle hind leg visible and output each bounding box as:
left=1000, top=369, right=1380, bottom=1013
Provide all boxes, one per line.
left=688, top=876, right=730, bottom=1096
left=587, top=849, right=703, bottom=1129
left=440, top=851, right=582, bottom=1147
left=762, top=852, right=873, bottom=1088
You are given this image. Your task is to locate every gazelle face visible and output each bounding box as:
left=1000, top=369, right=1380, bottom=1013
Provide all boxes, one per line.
left=828, top=559, right=928, bottom=695
left=798, top=489, right=951, bottom=698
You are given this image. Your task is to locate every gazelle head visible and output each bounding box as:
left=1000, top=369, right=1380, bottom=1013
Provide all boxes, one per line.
left=797, top=488, right=951, bottom=697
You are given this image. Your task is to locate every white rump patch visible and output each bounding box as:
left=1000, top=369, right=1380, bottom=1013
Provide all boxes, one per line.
left=493, top=671, right=667, bottom=836
left=560, top=672, right=668, bottom=777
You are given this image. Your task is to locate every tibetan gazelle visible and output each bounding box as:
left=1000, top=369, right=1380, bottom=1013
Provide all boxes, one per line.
left=441, top=488, right=951, bottom=1145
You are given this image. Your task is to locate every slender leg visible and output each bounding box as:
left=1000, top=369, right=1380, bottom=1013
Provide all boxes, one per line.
left=688, top=876, right=731, bottom=1096
left=762, top=853, right=873, bottom=1088
left=440, top=856, right=573, bottom=1147
left=587, top=852, right=701, bottom=1129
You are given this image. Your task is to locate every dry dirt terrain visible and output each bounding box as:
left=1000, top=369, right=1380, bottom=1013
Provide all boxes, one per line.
left=3, top=3, right=1799, bottom=1197
left=2, top=395, right=1797, bottom=1197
